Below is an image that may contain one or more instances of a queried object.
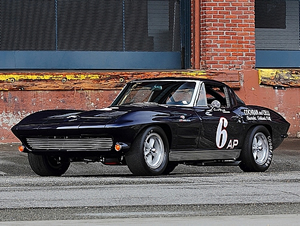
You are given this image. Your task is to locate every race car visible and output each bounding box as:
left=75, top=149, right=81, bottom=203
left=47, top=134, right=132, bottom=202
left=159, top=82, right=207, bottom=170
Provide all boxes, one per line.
left=11, top=77, right=290, bottom=176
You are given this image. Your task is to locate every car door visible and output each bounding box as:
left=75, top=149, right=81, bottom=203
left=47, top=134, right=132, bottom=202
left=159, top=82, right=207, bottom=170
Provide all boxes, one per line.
left=195, top=82, right=243, bottom=153
left=165, top=82, right=202, bottom=150
left=170, top=107, right=201, bottom=150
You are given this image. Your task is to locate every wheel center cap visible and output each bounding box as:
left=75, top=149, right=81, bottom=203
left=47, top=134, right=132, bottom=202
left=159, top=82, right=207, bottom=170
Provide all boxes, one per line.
left=151, top=148, right=156, bottom=153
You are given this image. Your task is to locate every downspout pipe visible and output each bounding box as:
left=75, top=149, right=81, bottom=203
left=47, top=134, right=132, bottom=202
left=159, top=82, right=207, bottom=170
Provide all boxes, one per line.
left=194, top=0, right=200, bottom=69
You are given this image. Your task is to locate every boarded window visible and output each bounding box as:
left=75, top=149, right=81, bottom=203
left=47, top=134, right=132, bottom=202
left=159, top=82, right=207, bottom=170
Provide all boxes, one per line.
left=255, top=0, right=286, bottom=29
left=255, top=0, right=299, bottom=50
left=0, top=0, right=181, bottom=51
left=0, top=0, right=56, bottom=50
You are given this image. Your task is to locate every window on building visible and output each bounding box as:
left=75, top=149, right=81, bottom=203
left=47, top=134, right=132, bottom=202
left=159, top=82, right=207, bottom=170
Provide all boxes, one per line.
left=255, top=0, right=286, bottom=29
left=0, top=0, right=190, bottom=69
left=255, top=0, right=300, bottom=67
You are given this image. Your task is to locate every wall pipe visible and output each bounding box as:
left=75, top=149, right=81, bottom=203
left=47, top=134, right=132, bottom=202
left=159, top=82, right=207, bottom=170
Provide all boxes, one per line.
left=194, top=0, right=200, bottom=69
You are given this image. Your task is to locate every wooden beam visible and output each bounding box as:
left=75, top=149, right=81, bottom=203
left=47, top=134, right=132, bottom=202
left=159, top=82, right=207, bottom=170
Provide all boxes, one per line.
left=0, top=70, right=241, bottom=91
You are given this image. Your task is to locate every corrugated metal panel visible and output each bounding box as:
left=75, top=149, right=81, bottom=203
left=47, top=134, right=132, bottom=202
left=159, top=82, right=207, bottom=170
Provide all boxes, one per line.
left=0, top=0, right=181, bottom=52
left=0, top=0, right=185, bottom=69
left=57, top=0, right=123, bottom=51
left=256, top=0, right=299, bottom=50
left=0, top=0, right=55, bottom=50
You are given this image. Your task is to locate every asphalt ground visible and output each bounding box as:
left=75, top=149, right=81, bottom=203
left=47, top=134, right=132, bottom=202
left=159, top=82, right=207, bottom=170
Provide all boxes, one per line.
left=0, top=139, right=299, bottom=225
left=1, top=138, right=299, bottom=177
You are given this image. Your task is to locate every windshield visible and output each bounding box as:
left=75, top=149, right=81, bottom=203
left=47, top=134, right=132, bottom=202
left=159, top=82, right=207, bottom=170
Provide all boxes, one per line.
left=111, top=81, right=196, bottom=106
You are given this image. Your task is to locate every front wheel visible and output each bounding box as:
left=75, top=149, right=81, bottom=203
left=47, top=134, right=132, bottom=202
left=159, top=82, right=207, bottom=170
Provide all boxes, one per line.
left=28, top=153, right=70, bottom=176
left=125, top=126, right=169, bottom=176
left=239, top=126, right=273, bottom=172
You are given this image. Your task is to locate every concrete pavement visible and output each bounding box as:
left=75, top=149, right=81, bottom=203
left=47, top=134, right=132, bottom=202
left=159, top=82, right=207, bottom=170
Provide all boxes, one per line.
left=1, top=214, right=300, bottom=226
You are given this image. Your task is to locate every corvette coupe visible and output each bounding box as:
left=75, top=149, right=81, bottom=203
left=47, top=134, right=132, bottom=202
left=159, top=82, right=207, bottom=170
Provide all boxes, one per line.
left=11, top=78, right=290, bottom=176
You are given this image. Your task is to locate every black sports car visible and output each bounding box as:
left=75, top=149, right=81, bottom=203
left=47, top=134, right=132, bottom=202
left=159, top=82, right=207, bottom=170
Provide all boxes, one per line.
left=11, top=78, right=290, bottom=176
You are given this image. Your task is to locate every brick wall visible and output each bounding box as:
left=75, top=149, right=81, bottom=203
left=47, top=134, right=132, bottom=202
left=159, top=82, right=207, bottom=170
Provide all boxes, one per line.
left=193, top=0, right=256, bottom=70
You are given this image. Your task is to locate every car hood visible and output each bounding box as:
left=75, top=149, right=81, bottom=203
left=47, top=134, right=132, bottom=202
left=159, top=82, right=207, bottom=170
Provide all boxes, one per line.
left=12, top=108, right=129, bottom=131
left=11, top=104, right=188, bottom=139
left=12, top=104, right=171, bottom=129
left=47, top=108, right=128, bottom=122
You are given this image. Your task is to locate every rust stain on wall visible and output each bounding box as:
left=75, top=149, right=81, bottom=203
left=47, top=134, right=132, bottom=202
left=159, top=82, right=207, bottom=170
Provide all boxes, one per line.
left=258, top=69, right=300, bottom=88
left=0, top=70, right=242, bottom=143
left=0, top=70, right=241, bottom=91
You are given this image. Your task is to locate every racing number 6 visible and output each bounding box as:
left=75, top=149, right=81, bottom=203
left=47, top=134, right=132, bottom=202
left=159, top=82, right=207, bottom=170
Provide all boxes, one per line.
left=216, top=117, right=228, bottom=149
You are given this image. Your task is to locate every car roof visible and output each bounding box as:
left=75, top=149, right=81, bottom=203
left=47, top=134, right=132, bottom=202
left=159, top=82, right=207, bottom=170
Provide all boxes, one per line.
left=131, top=77, right=227, bottom=86
left=130, top=77, right=244, bottom=106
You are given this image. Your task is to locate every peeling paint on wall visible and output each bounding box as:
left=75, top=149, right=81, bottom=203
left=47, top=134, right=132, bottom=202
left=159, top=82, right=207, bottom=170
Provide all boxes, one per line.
left=0, top=70, right=241, bottom=91
left=0, top=111, right=32, bottom=141
left=258, top=69, right=300, bottom=87
left=0, top=89, right=120, bottom=143
left=1, top=70, right=299, bottom=142
left=0, top=111, right=31, bottom=129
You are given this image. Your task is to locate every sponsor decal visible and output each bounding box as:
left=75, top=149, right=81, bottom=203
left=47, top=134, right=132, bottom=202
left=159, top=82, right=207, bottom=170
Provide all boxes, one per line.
left=243, top=109, right=271, bottom=121
left=216, top=117, right=239, bottom=149
left=205, top=108, right=230, bottom=116
left=264, top=136, right=273, bottom=167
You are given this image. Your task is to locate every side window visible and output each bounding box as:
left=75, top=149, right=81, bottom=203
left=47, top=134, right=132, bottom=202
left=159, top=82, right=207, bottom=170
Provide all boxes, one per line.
left=166, top=82, right=195, bottom=105
left=204, top=84, right=230, bottom=108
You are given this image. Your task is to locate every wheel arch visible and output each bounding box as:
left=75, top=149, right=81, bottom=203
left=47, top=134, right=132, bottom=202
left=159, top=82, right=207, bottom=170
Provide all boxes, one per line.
left=134, top=123, right=172, bottom=148
left=244, top=124, right=273, bottom=140
left=158, top=124, right=173, bottom=148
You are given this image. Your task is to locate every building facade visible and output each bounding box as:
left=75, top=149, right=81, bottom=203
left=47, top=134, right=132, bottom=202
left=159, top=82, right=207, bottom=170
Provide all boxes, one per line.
left=0, top=0, right=299, bottom=142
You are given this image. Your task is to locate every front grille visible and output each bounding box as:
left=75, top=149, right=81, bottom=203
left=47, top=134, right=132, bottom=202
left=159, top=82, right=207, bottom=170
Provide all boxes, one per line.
left=26, top=137, right=113, bottom=151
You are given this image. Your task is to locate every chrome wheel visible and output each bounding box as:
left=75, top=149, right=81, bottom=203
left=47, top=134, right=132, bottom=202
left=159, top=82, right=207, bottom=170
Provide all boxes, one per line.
left=252, top=132, right=269, bottom=165
left=125, top=126, right=169, bottom=176
left=239, top=126, right=273, bottom=172
left=144, top=132, right=165, bottom=169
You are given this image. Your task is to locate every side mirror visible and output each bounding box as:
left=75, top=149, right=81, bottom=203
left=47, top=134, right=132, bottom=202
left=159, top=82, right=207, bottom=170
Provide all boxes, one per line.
left=211, top=100, right=221, bottom=109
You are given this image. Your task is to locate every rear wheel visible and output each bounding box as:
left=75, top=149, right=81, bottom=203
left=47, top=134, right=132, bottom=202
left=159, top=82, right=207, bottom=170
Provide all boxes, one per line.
left=28, top=153, right=70, bottom=176
left=162, top=162, right=178, bottom=175
left=125, top=126, right=169, bottom=176
left=239, top=126, right=273, bottom=172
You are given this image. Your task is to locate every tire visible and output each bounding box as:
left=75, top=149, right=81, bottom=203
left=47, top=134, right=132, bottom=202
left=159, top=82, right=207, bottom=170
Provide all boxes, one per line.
left=162, top=162, right=178, bottom=175
left=125, top=126, right=169, bottom=176
left=239, top=126, right=273, bottom=172
left=28, top=153, right=70, bottom=176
